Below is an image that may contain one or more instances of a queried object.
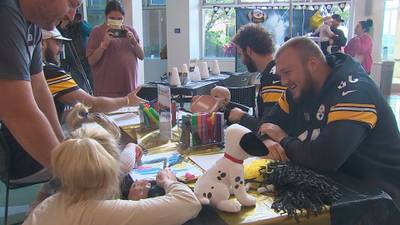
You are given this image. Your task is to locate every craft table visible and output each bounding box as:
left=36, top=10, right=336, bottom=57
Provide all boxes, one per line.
left=118, top=116, right=400, bottom=225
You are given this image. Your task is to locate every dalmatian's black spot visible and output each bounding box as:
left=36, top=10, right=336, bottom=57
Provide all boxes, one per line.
left=217, top=176, right=222, bottom=181
left=240, top=180, right=244, bottom=185
left=220, top=172, right=226, bottom=178
left=203, top=193, right=206, bottom=197
left=218, top=171, right=221, bottom=173
left=235, top=176, right=241, bottom=182
left=207, top=192, right=212, bottom=199
left=211, top=186, right=214, bottom=189
left=234, top=184, right=239, bottom=189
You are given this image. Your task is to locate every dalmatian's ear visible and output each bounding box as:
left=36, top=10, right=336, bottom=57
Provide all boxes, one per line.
left=239, top=132, right=269, bottom=156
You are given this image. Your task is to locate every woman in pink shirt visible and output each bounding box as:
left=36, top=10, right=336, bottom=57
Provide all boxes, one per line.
left=87, top=0, right=144, bottom=97
left=344, top=19, right=374, bottom=74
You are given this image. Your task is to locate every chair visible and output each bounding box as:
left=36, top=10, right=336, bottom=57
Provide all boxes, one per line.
left=137, top=86, right=158, bottom=101
left=221, top=72, right=253, bottom=87
left=227, top=85, right=257, bottom=115
left=0, top=123, right=49, bottom=225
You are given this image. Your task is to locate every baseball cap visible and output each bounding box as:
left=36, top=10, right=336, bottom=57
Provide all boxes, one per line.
left=332, top=14, right=344, bottom=22
left=41, top=28, right=71, bottom=41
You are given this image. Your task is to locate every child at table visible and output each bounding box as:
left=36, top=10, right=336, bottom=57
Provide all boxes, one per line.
left=23, top=124, right=201, bottom=225
left=66, top=103, right=142, bottom=174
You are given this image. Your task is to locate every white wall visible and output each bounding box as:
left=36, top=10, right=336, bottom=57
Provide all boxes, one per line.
left=124, top=0, right=144, bottom=85
left=352, top=0, right=385, bottom=86
left=144, top=59, right=168, bottom=82
left=166, top=0, right=190, bottom=71
left=201, top=59, right=235, bottom=72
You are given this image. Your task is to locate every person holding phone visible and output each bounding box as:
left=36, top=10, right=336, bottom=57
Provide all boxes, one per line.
left=87, top=0, right=144, bottom=98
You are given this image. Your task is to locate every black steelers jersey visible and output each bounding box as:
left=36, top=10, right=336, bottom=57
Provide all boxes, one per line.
left=238, top=60, right=286, bottom=132
left=265, top=53, right=400, bottom=205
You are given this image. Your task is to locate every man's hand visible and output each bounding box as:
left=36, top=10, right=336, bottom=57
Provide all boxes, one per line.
left=262, top=139, right=289, bottom=162
left=126, top=86, right=147, bottom=106
left=259, top=123, right=288, bottom=143
left=228, top=107, right=245, bottom=122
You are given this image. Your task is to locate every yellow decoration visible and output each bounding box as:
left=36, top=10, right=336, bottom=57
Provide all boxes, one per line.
left=244, top=159, right=270, bottom=182
left=310, top=11, right=323, bottom=30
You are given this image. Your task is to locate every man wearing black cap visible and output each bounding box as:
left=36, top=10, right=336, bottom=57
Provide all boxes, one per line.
left=330, top=14, right=347, bottom=53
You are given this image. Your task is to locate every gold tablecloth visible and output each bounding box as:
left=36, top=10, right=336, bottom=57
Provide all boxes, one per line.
left=121, top=125, right=330, bottom=225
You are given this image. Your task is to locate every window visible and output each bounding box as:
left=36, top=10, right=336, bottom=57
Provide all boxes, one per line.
left=149, top=0, right=166, bottom=5
left=145, top=0, right=166, bottom=7
left=202, top=7, right=236, bottom=58
left=86, top=0, right=126, bottom=26
left=201, top=0, right=351, bottom=59
left=383, top=0, right=400, bottom=83
left=203, top=0, right=234, bottom=4
left=143, top=8, right=167, bottom=59
left=86, top=0, right=107, bottom=26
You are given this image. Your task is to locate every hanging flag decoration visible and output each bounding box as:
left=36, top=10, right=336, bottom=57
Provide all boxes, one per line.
left=325, top=4, right=333, bottom=13
left=213, top=6, right=220, bottom=13
left=302, top=5, right=307, bottom=10
left=308, top=5, right=315, bottom=11
left=313, top=5, right=320, bottom=10
left=339, top=2, right=347, bottom=11
left=224, top=7, right=231, bottom=15
left=296, top=5, right=302, bottom=10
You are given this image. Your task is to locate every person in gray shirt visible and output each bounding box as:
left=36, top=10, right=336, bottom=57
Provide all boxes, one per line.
left=0, top=0, right=81, bottom=182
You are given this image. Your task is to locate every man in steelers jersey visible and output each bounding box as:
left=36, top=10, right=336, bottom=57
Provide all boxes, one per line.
left=228, top=24, right=286, bottom=132
left=259, top=37, right=400, bottom=207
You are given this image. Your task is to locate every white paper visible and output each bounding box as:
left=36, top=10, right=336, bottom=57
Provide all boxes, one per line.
left=189, top=154, right=260, bottom=171
left=107, top=113, right=140, bottom=127
left=107, top=106, right=139, bottom=115
left=189, top=153, right=224, bottom=171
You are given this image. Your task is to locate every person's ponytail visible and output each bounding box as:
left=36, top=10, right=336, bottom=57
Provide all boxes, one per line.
left=66, top=103, right=121, bottom=141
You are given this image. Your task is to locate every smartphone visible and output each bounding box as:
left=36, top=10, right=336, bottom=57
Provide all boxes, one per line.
left=109, top=29, right=127, bottom=38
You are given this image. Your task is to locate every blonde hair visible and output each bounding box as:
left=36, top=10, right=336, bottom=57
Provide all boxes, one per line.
left=52, top=130, right=121, bottom=205
left=66, top=103, right=121, bottom=141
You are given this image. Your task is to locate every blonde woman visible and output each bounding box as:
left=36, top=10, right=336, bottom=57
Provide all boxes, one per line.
left=23, top=127, right=201, bottom=225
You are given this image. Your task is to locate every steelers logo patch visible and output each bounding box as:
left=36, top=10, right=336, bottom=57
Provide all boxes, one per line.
left=316, top=104, right=325, bottom=121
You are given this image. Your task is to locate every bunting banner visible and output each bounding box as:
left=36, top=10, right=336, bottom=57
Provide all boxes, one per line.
left=339, top=2, right=347, bottom=11
left=325, top=4, right=333, bottom=13
left=213, top=6, right=219, bottom=13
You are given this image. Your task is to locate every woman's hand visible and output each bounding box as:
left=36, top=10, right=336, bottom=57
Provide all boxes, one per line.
left=128, top=180, right=151, bottom=200
left=101, top=28, right=112, bottom=50
left=125, top=27, right=138, bottom=46
left=156, top=168, right=177, bottom=189
left=126, top=86, right=147, bottom=106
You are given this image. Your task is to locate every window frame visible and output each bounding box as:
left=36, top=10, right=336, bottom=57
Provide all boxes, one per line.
left=200, top=0, right=352, bottom=59
left=143, top=0, right=166, bottom=9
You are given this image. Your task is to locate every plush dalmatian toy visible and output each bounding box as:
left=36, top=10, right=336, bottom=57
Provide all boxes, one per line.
left=194, top=124, right=269, bottom=213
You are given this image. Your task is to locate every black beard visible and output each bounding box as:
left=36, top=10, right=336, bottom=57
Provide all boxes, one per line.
left=243, top=54, right=258, bottom=72
left=246, top=59, right=258, bottom=73
left=45, top=47, right=59, bottom=65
